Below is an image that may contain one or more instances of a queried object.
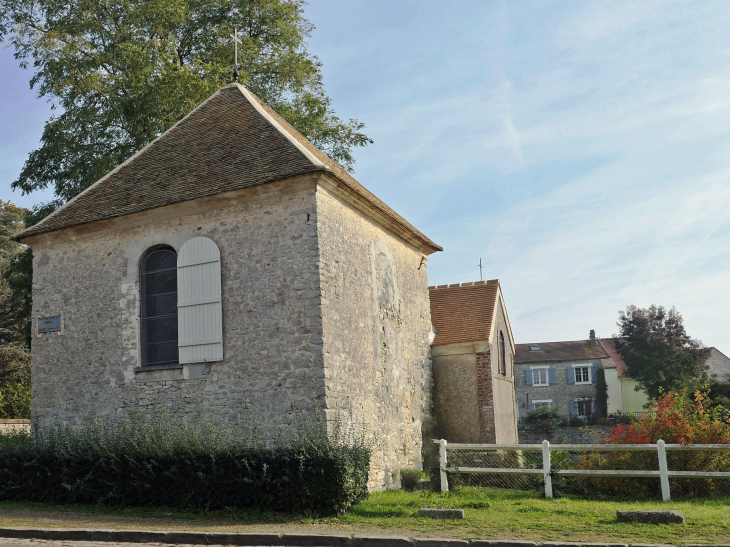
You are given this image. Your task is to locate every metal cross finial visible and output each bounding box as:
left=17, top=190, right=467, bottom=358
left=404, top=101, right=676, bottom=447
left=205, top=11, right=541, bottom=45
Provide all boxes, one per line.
left=229, top=29, right=242, bottom=82
left=478, top=258, right=483, bottom=281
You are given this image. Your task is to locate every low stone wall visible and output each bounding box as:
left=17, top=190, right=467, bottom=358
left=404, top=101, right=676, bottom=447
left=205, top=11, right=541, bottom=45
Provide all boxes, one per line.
left=0, top=419, right=30, bottom=435
left=518, top=425, right=614, bottom=444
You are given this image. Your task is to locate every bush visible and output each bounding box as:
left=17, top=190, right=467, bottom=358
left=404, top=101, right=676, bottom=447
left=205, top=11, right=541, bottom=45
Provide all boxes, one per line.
left=0, top=378, right=30, bottom=419
left=578, top=390, right=730, bottom=498
left=568, top=417, right=585, bottom=428
left=524, top=406, right=561, bottom=434
left=0, top=412, right=371, bottom=514
left=400, top=470, right=421, bottom=491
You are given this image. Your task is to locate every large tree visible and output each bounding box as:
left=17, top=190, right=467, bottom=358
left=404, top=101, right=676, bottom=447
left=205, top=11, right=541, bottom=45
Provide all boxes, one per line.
left=0, top=201, right=31, bottom=419
left=614, top=305, right=710, bottom=400
left=0, top=0, right=371, bottom=356
left=0, top=0, right=371, bottom=204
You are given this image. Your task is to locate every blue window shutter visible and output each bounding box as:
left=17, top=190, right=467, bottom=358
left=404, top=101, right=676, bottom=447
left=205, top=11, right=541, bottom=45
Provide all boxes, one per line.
left=548, top=368, right=557, bottom=385
left=525, top=369, right=533, bottom=386
left=527, top=402, right=535, bottom=411
left=591, top=364, right=599, bottom=383
left=569, top=400, right=578, bottom=416
left=567, top=367, right=575, bottom=384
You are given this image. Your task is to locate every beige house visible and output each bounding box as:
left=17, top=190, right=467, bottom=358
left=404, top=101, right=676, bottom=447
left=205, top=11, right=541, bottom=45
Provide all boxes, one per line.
left=428, top=280, right=518, bottom=444
left=600, top=338, right=649, bottom=414
left=603, top=340, right=730, bottom=414
left=16, top=83, right=442, bottom=489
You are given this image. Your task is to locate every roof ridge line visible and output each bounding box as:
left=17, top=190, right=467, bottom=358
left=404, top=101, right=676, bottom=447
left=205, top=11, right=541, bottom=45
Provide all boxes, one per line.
left=428, top=279, right=499, bottom=289
left=234, top=84, right=325, bottom=170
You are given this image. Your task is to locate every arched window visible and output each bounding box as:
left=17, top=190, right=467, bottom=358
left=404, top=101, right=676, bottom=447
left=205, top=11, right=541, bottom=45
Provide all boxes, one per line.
left=499, top=331, right=506, bottom=375
left=140, top=246, right=179, bottom=366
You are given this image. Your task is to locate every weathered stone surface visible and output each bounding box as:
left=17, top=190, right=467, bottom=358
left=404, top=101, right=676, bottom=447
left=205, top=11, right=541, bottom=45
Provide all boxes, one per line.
left=418, top=508, right=465, bottom=519
left=29, top=174, right=435, bottom=490
left=617, top=511, right=684, bottom=524
left=317, top=184, right=433, bottom=489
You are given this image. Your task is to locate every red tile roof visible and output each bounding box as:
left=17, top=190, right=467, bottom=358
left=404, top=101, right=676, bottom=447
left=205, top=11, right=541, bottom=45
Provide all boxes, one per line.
left=428, top=280, right=500, bottom=346
left=17, top=84, right=441, bottom=254
left=599, top=338, right=629, bottom=377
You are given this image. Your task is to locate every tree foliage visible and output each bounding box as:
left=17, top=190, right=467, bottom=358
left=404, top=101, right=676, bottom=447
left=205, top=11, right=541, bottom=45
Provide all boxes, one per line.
left=0, top=0, right=372, bottom=370
left=578, top=390, right=730, bottom=498
left=0, top=201, right=31, bottom=419
left=0, top=201, right=30, bottom=374
left=614, top=305, right=710, bottom=400
left=1, top=0, right=371, bottom=205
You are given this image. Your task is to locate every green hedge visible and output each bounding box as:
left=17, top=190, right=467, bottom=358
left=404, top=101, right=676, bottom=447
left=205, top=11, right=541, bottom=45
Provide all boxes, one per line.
left=0, top=413, right=370, bottom=514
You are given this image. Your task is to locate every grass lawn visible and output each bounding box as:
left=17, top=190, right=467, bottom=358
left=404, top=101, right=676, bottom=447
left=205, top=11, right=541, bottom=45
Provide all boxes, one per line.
left=0, top=487, right=728, bottom=545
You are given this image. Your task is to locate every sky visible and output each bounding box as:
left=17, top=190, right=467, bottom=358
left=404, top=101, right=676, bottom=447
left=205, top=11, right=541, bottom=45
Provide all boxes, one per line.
left=1, top=0, right=730, bottom=350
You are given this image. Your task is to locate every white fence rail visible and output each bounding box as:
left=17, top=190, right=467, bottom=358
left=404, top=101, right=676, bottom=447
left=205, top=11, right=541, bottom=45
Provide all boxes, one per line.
left=434, top=439, right=730, bottom=501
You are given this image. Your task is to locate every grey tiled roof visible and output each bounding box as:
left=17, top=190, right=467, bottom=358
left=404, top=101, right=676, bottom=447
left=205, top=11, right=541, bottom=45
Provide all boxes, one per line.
left=514, top=339, right=608, bottom=364
left=17, top=84, right=442, bottom=253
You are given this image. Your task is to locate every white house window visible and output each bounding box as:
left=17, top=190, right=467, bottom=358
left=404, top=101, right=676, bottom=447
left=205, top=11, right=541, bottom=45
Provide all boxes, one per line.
left=531, top=366, right=549, bottom=386
left=533, top=399, right=552, bottom=409
left=574, top=365, right=591, bottom=384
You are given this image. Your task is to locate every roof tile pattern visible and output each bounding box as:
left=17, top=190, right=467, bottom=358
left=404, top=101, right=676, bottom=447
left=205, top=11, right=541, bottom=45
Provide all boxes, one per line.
left=599, top=338, right=629, bottom=376
left=428, top=280, right=499, bottom=346
left=19, top=84, right=441, bottom=253
left=514, top=340, right=608, bottom=364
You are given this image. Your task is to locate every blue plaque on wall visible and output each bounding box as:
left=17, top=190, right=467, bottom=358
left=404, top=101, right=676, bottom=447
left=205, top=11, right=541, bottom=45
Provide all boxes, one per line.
left=38, top=315, right=61, bottom=333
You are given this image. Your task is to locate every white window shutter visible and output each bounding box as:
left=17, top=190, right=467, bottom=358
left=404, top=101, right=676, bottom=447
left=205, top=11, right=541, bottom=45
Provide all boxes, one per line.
left=177, top=237, right=223, bottom=364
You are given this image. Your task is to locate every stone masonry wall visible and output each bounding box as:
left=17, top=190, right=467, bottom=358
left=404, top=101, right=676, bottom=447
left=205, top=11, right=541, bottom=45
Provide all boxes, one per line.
left=515, top=358, right=603, bottom=416
left=489, top=302, right=518, bottom=444
left=475, top=352, right=495, bottom=442
left=315, top=184, right=433, bottom=490
left=518, top=425, right=614, bottom=445
left=432, top=348, right=480, bottom=443
left=30, top=177, right=326, bottom=428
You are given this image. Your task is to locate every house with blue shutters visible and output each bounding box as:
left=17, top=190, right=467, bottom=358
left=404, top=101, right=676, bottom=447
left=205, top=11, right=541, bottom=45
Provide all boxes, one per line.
left=514, top=330, right=612, bottom=418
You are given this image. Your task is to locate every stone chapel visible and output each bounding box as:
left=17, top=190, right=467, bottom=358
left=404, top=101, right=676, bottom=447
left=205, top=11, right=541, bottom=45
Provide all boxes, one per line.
left=16, top=83, right=443, bottom=489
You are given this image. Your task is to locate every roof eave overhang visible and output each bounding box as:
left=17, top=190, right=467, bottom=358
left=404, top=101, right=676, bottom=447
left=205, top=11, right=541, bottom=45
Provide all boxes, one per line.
left=317, top=172, right=442, bottom=255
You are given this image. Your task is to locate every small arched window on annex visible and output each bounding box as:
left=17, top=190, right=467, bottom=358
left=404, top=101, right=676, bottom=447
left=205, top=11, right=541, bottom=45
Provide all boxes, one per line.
left=499, top=331, right=507, bottom=376
left=140, top=245, right=179, bottom=366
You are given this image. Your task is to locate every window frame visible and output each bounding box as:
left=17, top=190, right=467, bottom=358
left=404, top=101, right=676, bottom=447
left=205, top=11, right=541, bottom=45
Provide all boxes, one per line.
left=139, top=245, right=179, bottom=367
left=574, top=397, right=593, bottom=417
left=499, top=331, right=507, bottom=375
left=573, top=364, right=592, bottom=384
left=531, top=365, right=550, bottom=386
left=532, top=399, right=553, bottom=409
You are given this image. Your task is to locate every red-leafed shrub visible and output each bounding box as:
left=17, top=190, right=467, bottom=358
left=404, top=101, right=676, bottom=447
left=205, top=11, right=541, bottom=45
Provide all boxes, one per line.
left=572, top=391, right=730, bottom=498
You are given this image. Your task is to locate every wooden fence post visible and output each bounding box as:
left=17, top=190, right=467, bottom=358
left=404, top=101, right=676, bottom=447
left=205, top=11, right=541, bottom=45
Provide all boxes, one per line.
left=542, top=440, right=553, bottom=498
left=439, top=439, right=449, bottom=492
left=657, top=439, right=670, bottom=501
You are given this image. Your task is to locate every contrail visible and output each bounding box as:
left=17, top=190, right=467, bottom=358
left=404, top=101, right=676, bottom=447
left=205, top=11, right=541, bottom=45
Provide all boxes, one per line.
left=666, top=205, right=730, bottom=287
